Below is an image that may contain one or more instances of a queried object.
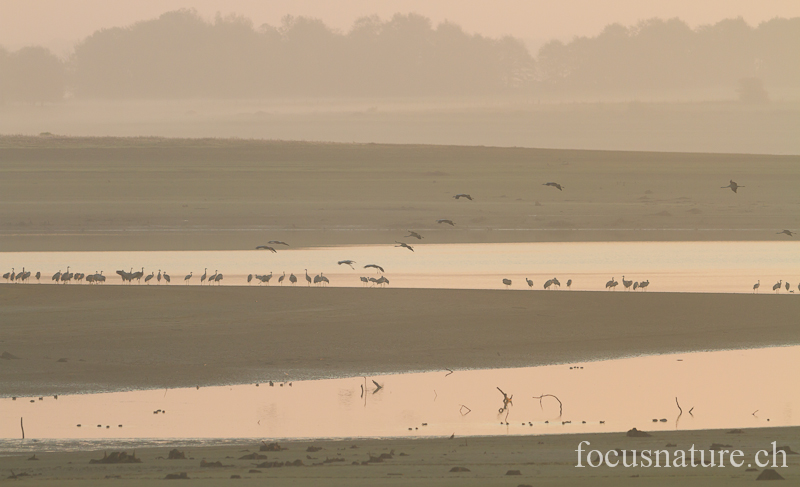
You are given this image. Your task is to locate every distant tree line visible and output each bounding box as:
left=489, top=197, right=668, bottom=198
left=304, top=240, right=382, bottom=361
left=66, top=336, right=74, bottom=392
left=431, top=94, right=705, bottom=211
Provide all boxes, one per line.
left=0, top=46, right=65, bottom=103
left=0, top=10, right=798, bottom=102
left=537, top=17, right=800, bottom=96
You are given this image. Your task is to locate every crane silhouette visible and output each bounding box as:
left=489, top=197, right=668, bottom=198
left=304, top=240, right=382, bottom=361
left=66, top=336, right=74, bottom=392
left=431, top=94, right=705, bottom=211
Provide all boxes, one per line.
left=526, top=278, right=533, bottom=288
left=157, top=269, right=162, bottom=284
left=777, top=229, right=795, bottom=237
left=278, top=271, right=285, bottom=285
left=544, top=279, right=553, bottom=290
left=566, top=279, right=572, bottom=289
left=200, top=268, right=207, bottom=285
left=364, top=264, right=384, bottom=273
left=289, top=273, right=297, bottom=285
left=405, top=230, right=423, bottom=239
left=184, top=272, right=193, bottom=284
left=639, top=280, right=649, bottom=291
left=605, top=277, right=618, bottom=290
left=437, top=219, right=455, bottom=226
left=268, top=240, right=289, bottom=246
left=773, top=280, right=782, bottom=293
left=753, top=280, right=760, bottom=293
left=622, top=276, right=633, bottom=291
left=247, top=274, right=253, bottom=284
left=721, top=180, right=743, bottom=193
left=305, top=269, right=312, bottom=286
left=256, top=245, right=277, bottom=253
left=543, top=182, right=563, bottom=191
left=502, top=278, right=512, bottom=288
left=453, top=194, right=473, bottom=200
left=395, top=241, right=414, bottom=252
left=144, top=272, right=155, bottom=284
left=338, top=260, right=356, bottom=269
left=163, top=272, right=170, bottom=283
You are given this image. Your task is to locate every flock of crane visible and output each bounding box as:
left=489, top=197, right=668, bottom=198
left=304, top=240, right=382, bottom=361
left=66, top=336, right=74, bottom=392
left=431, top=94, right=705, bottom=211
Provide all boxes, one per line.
left=752, top=279, right=799, bottom=294
left=2, top=180, right=796, bottom=292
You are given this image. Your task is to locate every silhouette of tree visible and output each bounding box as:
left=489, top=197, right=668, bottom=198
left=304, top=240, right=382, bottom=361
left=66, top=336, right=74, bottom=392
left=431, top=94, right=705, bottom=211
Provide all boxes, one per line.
left=0, top=46, right=65, bottom=103
left=536, top=16, right=798, bottom=96
left=69, top=9, right=534, bottom=98
left=737, top=77, right=769, bottom=103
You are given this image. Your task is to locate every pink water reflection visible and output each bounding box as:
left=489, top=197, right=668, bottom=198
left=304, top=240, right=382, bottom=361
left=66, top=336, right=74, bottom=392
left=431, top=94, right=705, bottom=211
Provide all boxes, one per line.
left=2, top=346, right=797, bottom=442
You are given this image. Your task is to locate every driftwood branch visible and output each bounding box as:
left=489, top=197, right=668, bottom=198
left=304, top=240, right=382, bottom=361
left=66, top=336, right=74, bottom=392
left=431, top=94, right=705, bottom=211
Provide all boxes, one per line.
left=20, top=417, right=24, bottom=439
left=459, top=405, right=471, bottom=416
left=675, top=397, right=683, bottom=415
left=444, top=368, right=454, bottom=377
left=532, top=394, right=563, bottom=417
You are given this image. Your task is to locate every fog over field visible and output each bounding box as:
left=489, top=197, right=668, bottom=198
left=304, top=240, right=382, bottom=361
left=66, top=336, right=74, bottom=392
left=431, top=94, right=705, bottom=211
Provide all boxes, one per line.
left=1, top=5, right=798, bottom=153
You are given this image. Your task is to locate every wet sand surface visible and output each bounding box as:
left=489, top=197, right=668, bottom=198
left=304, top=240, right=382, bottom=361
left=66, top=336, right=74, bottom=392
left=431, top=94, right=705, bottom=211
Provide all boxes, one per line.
left=2, top=136, right=799, bottom=485
left=1, top=136, right=799, bottom=252
left=1, top=427, right=797, bottom=485
left=1, top=285, right=798, bottom=396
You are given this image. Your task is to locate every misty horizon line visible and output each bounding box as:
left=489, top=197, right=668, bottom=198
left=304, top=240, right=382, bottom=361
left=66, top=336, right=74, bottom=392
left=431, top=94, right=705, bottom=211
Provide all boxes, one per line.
left=2, top=8, right=798, bottom=60
left=1, top=10, right=798, bottom=102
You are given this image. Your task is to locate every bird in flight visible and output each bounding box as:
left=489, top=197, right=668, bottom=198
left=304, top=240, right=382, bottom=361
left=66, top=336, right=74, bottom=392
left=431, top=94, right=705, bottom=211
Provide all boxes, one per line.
left=405, top=230, right=423, bottom=239
left=777, top=229, right=795, bottom=237
left=395, top=241, right=414, bottom=252
left=364, top=264, right=384, bottom=273
left=268, top=240, right=290, bottom=246
left=721, top=180, right=743, bottom=193
left=543, top=182, right=563, bottom=191
left=437, top=219, right=455, bottom=226
left=453, top=194, right=473, bottom=200
left=338, top=260, right=356, bottom=269
left=256, top=245, right=277, bottom=253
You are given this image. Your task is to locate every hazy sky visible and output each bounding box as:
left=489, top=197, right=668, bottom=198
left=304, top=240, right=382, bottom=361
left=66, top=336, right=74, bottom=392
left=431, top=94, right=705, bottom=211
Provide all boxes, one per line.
left=3, top=0, right=799, bottom=56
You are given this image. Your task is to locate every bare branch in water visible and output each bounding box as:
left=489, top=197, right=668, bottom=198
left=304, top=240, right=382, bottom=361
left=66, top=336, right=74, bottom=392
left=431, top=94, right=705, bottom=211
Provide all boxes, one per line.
left=532, top=394, right=563, bottom=417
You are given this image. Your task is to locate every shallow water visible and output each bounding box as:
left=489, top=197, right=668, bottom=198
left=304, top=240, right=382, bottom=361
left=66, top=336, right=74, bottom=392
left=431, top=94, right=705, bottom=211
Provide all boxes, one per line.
left=1, top=346, right=797, bottom=451
left=1, top=241, right=798, bottom=293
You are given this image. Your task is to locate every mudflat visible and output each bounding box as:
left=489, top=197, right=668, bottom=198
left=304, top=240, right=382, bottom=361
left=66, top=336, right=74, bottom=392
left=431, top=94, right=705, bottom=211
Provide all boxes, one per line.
left=1, top=285, right=798, bottom=396
left=0, top=427, right=797, bottom=485
left=1, top=136, right=798, bottom=252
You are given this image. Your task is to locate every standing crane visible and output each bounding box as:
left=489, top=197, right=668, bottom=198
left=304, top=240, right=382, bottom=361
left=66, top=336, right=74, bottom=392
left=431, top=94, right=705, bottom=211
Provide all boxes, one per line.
left=622, top=276, right=633, bottom=291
